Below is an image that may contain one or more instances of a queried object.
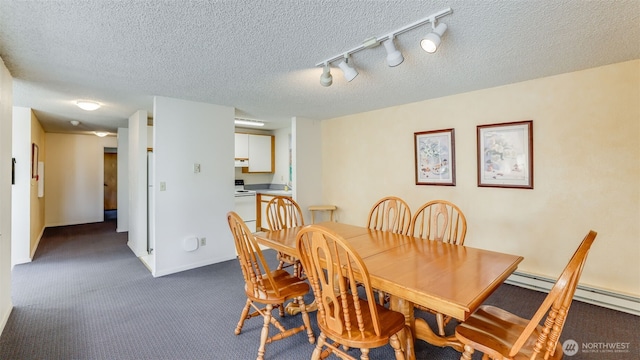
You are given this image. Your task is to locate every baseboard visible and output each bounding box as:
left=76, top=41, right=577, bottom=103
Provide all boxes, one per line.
left=506, top=271, right=640, bottom=316
left=0, top=302, right=13, bottom=337
left=29, top=226, right=45, bottom=259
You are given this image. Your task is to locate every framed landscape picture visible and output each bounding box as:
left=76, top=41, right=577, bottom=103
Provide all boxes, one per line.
left=477, top=120, right=533, bottom=189
left=414, top=128, right=455, bottom=186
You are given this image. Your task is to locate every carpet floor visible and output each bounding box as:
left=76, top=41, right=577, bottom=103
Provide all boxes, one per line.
left=0, top=220, right=638, bottom=359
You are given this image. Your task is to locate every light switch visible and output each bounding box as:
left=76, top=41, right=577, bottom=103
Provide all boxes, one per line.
left=194, top=163, right=201, bottom=173
left=160, top=182, right=166, bottom=191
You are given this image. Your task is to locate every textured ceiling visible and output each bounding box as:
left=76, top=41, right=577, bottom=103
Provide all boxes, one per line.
left=0, top=0, right=638, bottom=134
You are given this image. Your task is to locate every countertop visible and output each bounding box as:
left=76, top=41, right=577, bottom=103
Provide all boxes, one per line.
left=255, top=189, right=292, bottom=197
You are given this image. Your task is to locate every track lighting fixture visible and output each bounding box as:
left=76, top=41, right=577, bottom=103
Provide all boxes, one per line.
left=320, top=62, right=333, bottom=87
left=383, top=36, right=404, bottom=67
left=421, top=21, right=448, bottom=53
left=315, top=7, right=452, bottom=86
left=337, top=54, right=358, bottom=82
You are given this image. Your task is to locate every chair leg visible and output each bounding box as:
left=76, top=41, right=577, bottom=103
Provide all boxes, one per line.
left=360, top=347, right=370, bottom=360
left=460, top=344, right=474, bottom=360
left=297, top=296, right=316, bottom=344
left=312, top=333, right=327, bottom=360
left=235, top=298, right=252, bottom=335
left=390, top=333, right=406, bottom=360
left=436, top=313, right=446, bottom=336
left=257, top=304, right=273, bottom=360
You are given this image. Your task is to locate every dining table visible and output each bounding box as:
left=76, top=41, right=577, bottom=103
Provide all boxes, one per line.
left=254, top=221, right=524, bottom=359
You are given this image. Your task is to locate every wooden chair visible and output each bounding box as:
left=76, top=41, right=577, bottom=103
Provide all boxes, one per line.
left=410, top=199, right=467, bottom=245
left=296, top=225, right=407, bottom=360
left=266, top=196, right=304, bottom=278
left=455, top=230, right=597, bottom=360
left=227, top=211, right=315, bottom=360
left=410, top=200, right=467, bottom=336
left=366, top=196, right=412, bottom=305
left=367, top=196, right=412, bottom=235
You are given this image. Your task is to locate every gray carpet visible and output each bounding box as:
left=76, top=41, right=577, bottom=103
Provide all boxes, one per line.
left=1, top=220, right=638, bottom=359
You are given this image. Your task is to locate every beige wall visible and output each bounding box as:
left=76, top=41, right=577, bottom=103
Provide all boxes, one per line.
left=30, top=112, right=45, bottom=256
left=322, top=60, right=640, bottom=297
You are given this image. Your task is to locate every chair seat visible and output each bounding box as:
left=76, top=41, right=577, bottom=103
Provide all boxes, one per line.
left=319, top=295, right=406, bottom=349
left=245, top=270, right=310, bottom=304
left=455, top=305, right=562, bottom=360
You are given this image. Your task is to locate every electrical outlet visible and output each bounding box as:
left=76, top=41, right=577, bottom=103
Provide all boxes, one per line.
left=200, top=237, right=206, bottom=246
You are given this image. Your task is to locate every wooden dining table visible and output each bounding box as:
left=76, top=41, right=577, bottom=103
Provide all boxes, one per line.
left=254, top=221, right=523, bottom=359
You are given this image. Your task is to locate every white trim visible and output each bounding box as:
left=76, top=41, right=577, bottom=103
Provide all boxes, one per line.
left=0, top=301, right=12, bottom=336
left=506, top=271, right=640, bottom=316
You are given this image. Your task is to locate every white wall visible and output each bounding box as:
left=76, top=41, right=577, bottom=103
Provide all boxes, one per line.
left=292, top=117, right=323, bottom=222
left=127, top=111, right=147, bottom=257
left=0, top=57, right=14, bottom=335
left=10, top=107, right=30, bottom=265
left=153, top=96, right=235, bottom=277
left=272, top=127, right=291, bottom=186
left=117, top=128, right=129, bottom=232
left=321, top=60, right=640, bottom=298
left=44, top=133, right=117, bottom=226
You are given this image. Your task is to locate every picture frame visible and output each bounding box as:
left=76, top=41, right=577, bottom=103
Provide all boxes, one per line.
left=477, top=120, right=533, bottom=189
left=31, top=143, right=39, bottom=179
left=414, top=128, right=456, bottom=186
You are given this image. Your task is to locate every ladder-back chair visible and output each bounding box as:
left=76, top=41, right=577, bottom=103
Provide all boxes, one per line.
left=266, top=196, right=304, bottom=278
left=296, top=224, right=407, bottom=360
left=455, top=230, right=597, bottom=360
left=227, top=211, right=315, bottom=360
left=367, top=196, right=412, bottom=235
left=410, top=199, right=468, bottom=336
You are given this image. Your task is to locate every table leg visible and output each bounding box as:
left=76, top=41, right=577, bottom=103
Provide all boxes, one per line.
left=414, top=317, right=463, bottom=352
left=388, top=295, right=464, bottom=355
left=285, top=299, right=318, bottom=315
left=389, top=296, right=416, bottom=360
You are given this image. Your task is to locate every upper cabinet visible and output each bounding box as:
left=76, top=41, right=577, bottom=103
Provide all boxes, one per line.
left=235, top=133, right=274, bottom=173
left=234, top=133, right=249, bottom=159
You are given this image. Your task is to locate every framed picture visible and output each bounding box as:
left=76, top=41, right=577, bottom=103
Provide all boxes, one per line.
left=31, top=143, right=39, bottom=179
left=477, top=120, right=533, bottom=189
left=414, top=128, right=455, bottom=186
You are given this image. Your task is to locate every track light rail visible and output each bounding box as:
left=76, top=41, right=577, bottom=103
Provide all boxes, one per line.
left=314, top=7, right=452, bottom=67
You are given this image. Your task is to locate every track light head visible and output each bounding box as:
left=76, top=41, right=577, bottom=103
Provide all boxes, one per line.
left=337, top=55, right=358, bottom=82
left=383, top=37, right=404, bottom=67
left=421, top=22, right=447, bottom=53
left=320, top=63, right=333, bottom=87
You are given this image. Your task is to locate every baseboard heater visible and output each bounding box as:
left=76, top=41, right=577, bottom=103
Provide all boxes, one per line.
left=506, top=271, right=640, bottom=316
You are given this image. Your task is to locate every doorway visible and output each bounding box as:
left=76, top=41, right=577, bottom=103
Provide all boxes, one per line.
left=104, top=148, right=117, bottom=221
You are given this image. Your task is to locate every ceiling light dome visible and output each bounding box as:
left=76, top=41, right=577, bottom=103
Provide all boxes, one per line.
left=76, top=100, right=101, bottom=111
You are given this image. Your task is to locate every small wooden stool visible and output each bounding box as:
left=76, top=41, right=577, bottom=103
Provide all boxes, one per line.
left=308, top=205, right=337, bottom=224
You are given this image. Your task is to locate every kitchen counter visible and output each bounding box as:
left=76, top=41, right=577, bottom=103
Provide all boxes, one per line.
left=255, top=189, right=292, bottom=197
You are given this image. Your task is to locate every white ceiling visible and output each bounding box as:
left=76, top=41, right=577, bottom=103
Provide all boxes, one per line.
left=0, top=1, right=638, bottom=134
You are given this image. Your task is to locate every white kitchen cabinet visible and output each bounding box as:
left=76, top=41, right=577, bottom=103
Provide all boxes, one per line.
left=234, top=133, right=249, bottom=159
left=245, top=134, right=274, bottom=173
